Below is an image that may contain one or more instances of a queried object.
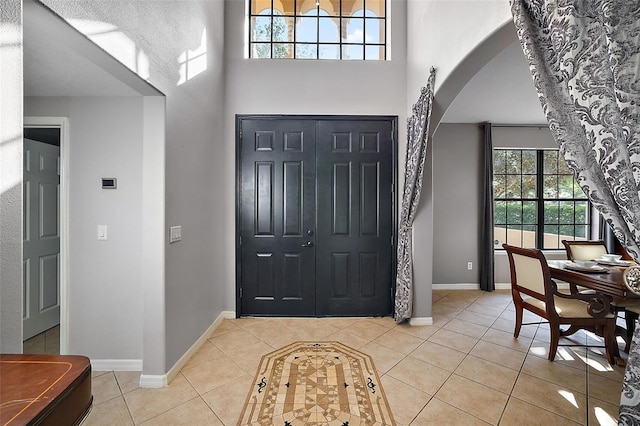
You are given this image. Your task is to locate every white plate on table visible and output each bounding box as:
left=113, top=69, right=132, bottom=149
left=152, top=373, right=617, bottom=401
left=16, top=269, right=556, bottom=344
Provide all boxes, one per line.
left=595, top=259, right=635, bottom=267
left=564, top=262, right=609, bottom=273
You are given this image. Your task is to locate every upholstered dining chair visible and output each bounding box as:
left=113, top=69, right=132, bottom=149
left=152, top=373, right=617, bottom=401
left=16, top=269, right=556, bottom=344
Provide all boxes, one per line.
left=562, top=239, right=640, bottom=352
left=562, top=239, right=608, bottom=264
left=503, top=244, right=618, bottom=364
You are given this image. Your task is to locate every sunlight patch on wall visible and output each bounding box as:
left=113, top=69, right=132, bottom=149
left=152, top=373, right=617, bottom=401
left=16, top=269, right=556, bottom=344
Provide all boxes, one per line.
left=0, top=21, right=21, bottom=48
left=0, top=135, right=22, bottom=194
left=68, top=19, right=150, bottom=80
left=1, top=21, right=23, bottom=195
left=177, top=29, right=207, bottom=86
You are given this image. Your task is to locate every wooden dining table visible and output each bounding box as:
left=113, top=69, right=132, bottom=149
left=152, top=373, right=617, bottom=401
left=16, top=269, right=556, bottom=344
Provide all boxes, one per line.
left=548, top=260, right=632, bottom=298
left=548, top=260, right=639, bottom=366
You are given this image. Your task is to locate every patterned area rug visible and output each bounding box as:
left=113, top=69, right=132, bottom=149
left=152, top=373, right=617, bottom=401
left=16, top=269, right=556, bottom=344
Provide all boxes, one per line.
left=238, top=341, right=396, bottom=425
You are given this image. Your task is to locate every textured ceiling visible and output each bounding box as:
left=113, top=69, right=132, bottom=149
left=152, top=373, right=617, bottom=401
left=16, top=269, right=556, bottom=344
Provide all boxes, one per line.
left=23, top=1, right=157, bottom=97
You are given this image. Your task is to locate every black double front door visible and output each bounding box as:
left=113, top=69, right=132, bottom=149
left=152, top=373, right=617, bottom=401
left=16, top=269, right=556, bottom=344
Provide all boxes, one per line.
left=237, top=116, right=396, bottom=317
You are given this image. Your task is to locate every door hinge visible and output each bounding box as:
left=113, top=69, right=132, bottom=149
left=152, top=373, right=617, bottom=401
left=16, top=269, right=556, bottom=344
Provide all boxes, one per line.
left=391, top=183, right=394, bottom=194
left=391, top=235, right=394, bottom=246
left=239, top=288, right=243, bottom=298
left=239, top=129, right=243, bottom=139
left=239, top=236, right=242, bottom=246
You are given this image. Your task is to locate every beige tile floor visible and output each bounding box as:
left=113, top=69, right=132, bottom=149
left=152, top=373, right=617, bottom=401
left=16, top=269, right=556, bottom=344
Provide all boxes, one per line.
left=81, top=290, right=627, bottom=425
left=23, top=324, right=60, bottom=354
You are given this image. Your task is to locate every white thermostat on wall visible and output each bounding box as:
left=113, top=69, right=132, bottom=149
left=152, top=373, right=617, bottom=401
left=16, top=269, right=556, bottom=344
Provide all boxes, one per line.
left=102, top=178, right=117, bottom=189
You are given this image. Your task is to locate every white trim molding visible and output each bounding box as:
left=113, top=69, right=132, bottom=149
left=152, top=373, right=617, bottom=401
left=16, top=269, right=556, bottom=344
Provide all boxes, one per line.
left=24, top=117, right=70, bottom=354
left=139, top=374, right=166, bottom=389
left=139, top=310, right=236, bottom=389
left=91, top=359, right=143, bottom=372
left=433, top=282, right=570, bottom=291
left=432, top=283, right=479, bottom=290
left=409, top=317, right=433, bottom=326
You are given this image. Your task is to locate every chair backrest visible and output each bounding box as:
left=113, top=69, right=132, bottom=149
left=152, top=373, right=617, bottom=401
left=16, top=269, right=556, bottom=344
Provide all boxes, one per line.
left=561, top=240, right=608, bottom=261
left=503, top=244, right=552, bottom=305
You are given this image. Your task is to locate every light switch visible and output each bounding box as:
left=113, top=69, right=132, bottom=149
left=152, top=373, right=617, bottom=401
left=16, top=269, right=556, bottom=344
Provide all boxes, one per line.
left=170, top=226, right=182, bottom=243
left=98, top=225, right=108, bottom=240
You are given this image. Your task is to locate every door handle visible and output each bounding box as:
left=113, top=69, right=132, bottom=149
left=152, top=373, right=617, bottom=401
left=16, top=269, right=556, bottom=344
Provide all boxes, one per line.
left=301, top=241, right=314, bottom=247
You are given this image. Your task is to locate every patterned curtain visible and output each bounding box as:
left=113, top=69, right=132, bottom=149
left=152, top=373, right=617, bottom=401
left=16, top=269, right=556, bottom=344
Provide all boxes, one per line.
left=394, top=67, right=436, bottom=323
left=511, top=0, right=640, bottom=262
left=621, top=323, right=640, bottom=424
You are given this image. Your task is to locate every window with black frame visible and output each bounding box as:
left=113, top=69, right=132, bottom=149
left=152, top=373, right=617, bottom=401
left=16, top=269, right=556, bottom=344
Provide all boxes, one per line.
left=248, top=0, right=386, bottom=60
left=493, top=149, right=591, bottom=249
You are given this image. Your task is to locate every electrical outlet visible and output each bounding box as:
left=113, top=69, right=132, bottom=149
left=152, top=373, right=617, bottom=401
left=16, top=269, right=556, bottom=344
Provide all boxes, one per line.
left=170, top=226, right=182, bottom=243
left=467, top=261, right=473, bottom=270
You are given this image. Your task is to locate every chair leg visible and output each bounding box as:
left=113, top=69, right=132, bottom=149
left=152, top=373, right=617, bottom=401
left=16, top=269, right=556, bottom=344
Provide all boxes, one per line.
left=514, top=303, right=523, bottom=338
left=560, top=325, right=581, bottom=337
left=603, top=319, right=618, bottom=365
left=625, top=311, right=638, bottom=353
left=548, top=326, right=560, bottom=361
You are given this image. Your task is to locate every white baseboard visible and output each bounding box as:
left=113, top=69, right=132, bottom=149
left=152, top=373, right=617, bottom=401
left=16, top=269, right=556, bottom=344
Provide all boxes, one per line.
left=432, top=283, right=479, bottom=290
left=91, top=359, right=143, bottom=372
left=434, top=282, right=570, bottom=291
left=495, top=282, right=570, bottom=290
left=409, top=317, right=433, bottom=326
left=139, top=310, right=236, bottom=389
left=139, top=374, right=166, bottom=388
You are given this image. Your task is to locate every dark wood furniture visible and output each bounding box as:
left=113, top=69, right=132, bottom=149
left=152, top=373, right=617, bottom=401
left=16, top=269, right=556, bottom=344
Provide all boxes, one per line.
left=0, top=354, right=92, bottom=426
left=549, top=259, right=640, bottom=353
left=549, top=262, right=628, bottom=297
left=503, top=244, right=618, bottom=364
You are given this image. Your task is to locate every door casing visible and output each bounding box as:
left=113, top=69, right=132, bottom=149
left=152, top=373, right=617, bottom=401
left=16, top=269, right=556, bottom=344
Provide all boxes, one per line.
left=235, top=114, right=398, bottom=317
left=24, top=117, right=69, bottom=352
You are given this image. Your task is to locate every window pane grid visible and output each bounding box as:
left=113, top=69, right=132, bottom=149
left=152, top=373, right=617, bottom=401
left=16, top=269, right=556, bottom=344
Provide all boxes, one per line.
left=249, top=0, right=387, bottom=60
left=494, top=149, right=591, bottom=250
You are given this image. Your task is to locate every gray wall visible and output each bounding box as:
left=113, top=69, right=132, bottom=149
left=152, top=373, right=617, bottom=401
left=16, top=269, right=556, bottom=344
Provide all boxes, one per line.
left=25, top=96, right=146, bottom=360
left=162, top=0, right=227, bottom=370
left=39, top=0, right=227, bottom=370
left=0, top=0, right=23, bottom=353
left=432, top=124, right=483, bottom=286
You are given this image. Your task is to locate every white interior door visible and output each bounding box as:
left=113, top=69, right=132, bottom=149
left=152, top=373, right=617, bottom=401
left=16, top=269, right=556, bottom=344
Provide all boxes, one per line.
left=23, top=138, right=60, bottom=340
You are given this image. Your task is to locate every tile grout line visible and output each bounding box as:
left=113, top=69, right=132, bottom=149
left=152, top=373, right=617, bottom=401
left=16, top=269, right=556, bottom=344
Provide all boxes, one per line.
left=400, top=297, right=508, bottom=425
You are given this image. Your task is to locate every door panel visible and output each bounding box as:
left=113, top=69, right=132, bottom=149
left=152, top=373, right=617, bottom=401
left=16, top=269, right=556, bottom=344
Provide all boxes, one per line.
left=23, top=138, right=60, bottom=339
left=316, top=120, right=394, bottom=316
left=239, top=117, right=395, bottom=317
left=240, top=119, right=317, bottom=316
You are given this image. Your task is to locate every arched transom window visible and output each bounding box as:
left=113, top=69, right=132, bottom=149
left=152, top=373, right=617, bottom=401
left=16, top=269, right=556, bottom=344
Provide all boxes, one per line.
left=249, top=0, right=387, bottom=60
